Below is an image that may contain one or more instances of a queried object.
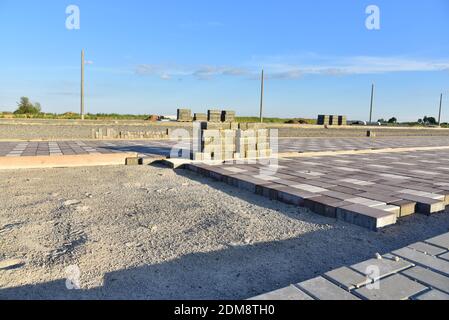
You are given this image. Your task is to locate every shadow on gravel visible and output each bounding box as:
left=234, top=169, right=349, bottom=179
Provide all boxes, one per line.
left=1, top=168, right=448, bottom=300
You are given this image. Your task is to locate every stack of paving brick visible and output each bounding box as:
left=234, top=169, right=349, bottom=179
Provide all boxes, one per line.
left=317, top=115, right=347, bottom=126
left=207, top=110, right=222, bottom=122
left=193, top=128, right=272, bottom=161
left=330, top=115, right=340, bottom=126
left=338, top=115, right=347, bottom=126
left=221, top=110, right=236, bottom=123
left=177, top=109, right=192, bottom=122
left=194, top=113, right=207, bottom=121
left=92, top=128, right=169, bottom=140
left=317, top=115, right=330, bottom=125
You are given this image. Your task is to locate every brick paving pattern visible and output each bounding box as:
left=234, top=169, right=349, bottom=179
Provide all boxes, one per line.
left=0, top=140, right=178, bottom=158
left=187, top=149, right=449, bottom=230
left=250, top=232, right=449, bottom=300
left=2, top=136, right=449, bottom=158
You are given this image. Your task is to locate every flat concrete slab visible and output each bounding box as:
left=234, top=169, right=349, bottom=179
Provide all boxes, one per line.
left=393, top=247, right=449, bottom=276
left=296, top=277, right=360, bottom=300
left=426, top=233, right=449, bottom=250
left=249, top=285, right=313, bottom=301
left=354, top=274, right=428, bottom=300
left=324, top=267, right=371, bottom=290
left=350, top=256, right=413, bottom=281
left=415, top=289, right=449, bottom=300
left=402, top=266, right=449, bottom=294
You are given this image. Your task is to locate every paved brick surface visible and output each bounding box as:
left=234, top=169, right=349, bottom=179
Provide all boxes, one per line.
left=250, top=232, right=449, bottom=300
left=2, top=135, right=449, bottom=158
left=188, top=148, right=449, bottom=230
left=0, top=140, right=178, bottom=158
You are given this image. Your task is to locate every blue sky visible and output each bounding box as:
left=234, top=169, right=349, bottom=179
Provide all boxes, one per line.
left=0, top=0, right=448, bottom=121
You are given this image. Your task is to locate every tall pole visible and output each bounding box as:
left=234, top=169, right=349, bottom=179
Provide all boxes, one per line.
left=438, top=93, right=443, bottom=126
left=259, top=69, right=264, bottom=123
left=369, top=83, right=375, bottom=124
left=81, top=49, right=85, bottom=120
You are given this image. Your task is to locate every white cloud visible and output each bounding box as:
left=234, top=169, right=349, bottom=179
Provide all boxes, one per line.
left=135, top=55, right=449, bottom=81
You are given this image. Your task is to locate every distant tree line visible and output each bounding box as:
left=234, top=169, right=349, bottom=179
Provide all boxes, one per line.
left=14, top=97, right=41, bottom=114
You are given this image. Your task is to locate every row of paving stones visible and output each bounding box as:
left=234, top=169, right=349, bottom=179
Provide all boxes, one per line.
left=186, top=149, right=449, bottom=231
left=1, top=136, right=449, bottom=158
left=0, top=140, right=177, bottom=158
left=250, top=232, right=449, bottom=300
left=277, top=136, right=449, bottom=153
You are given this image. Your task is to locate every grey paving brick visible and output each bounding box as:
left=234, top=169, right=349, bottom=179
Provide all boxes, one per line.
left=426, top=232, right=449, bottom=250
left=323, top=267, right=371, bottom=290
left=402, top=266, right=449, bottom=294
left=393, top=247, right=449, bottom=276
left=354, top=274, right=428, bottom=300
left=396, top=194, right=446, bottom=214
left=350, top=256, right=413, bottom=281
left=414, top=289, right=449, bottom=300
left=296, top=276, right=360, bottom=300
left=407, top=242, right=446, bottom=256
left=336, top=204, right=397, bottom=231
left=438, top=252, right=449, bottom=262
left=249, top=285, right=314, bottom=300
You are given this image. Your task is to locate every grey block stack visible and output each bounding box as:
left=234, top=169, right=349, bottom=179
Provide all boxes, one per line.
left=338, top=115, right=347, bottom=126
left=194, top=113, right=207, bottom=121
left=221, top=110, right=236, bottom=123
left=317, top=115, right=330, bottom=125
left=177, top=109, right=192, bottom=122
left=207, top=110, right=222, bottom=122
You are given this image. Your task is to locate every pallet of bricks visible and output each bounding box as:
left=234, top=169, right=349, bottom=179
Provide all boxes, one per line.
left=177, top=109, right=192, bottom=122
left=317, top=115, right=347, bottom=126
left=193, top=123, right=272, bottom=161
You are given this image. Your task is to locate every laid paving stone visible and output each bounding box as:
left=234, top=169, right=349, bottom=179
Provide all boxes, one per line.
left=402, top=266, right=449, bottom=294
left=407, top=242, right=447, bottom=256
left=336, top=204, right=397, bottom=231
left=414, top=289, right=449, bottom=300
left=439, top=252, right=449, bottom=262
left=249, top=285, right=314, bottom=300
left=389, top=200, right=416, bottom=217
left=393, top=247, right=449, bottom=276
left=296, top=276, right=360, bottom=300
left=323, top=267, right=371, bottom=290
left=425, top=232, right=449, bottom=250
left=350, top=256, right=413, bottom=281
left=395, top=194, right=446, bottom=214
left=303, top=196, right=351, bottom=218
left=354, top=274, right=428, bottom=300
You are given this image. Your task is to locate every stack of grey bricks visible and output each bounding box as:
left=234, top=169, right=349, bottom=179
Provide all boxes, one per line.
left=221, top=110, right=236, bottom=123
left=91, top=128, right=169, bottom=140
left=250, top=232, right=449, bottom=300
left=317, top=115, right=330, bottom=125
left=194, top=113, right=207, bottom=121
left=193, top=126, right=272, bottom=161
left=317, top=115, right=347, bottom=126
left=177, top=109, right=192, bottom=122
left=207, top=110, right=222, bottom=122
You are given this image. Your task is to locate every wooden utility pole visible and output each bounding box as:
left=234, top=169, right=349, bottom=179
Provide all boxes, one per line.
left=80, top=49, right=85, bottom=120
left=369, top=83, right=375, bottom=124
left=438, top=93, right=443, bottom=126
left=259, top=69, right=264, bottom=123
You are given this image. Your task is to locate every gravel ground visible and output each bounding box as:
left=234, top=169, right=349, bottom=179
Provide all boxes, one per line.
left=0, top=164, right=449, bottom=300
